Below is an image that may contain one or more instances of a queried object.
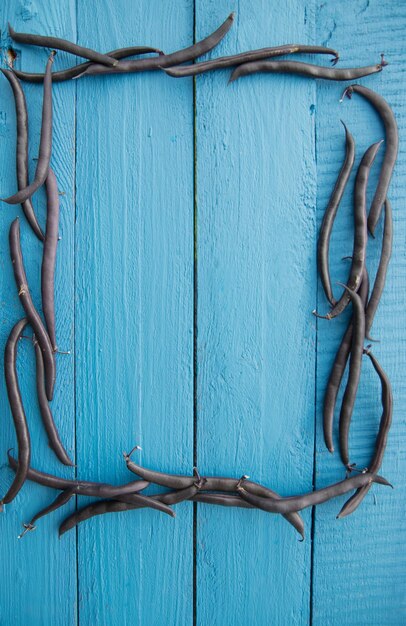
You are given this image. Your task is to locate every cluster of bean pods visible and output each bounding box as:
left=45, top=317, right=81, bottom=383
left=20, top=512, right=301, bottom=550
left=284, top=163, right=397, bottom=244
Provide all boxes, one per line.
left=0, top=14, right=397, bottom=539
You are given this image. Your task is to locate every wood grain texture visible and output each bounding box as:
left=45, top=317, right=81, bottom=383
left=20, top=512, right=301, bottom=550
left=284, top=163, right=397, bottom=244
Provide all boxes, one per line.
left=195, top=1, right=317, bottom=624
left=74, top=1, right=194, bottom=625
left=313, top=1, right=406, bottom=624
left=0, top=2, right=77, bottom=625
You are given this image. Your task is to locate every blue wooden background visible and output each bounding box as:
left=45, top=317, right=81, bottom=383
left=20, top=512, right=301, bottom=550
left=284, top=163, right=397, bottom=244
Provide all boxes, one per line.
left=0, top=1, right=405, bottom=624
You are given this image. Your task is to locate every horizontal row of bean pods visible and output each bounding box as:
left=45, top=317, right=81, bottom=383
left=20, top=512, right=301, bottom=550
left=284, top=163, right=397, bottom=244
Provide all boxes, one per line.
left=0, top=14, right=398, bottom=539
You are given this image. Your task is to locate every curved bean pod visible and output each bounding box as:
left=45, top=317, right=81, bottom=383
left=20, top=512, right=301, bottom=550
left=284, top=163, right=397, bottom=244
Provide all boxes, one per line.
left=238, top=472, right=389, bottom=514
left=125, top=455, right=286, bottom=496
left=8, top=452, right=149, bottom=497
left=342, top=85, right=398, bottom=236
left=3, top=52, right=54, bottom=205
left=41, top=168, right=59, bottom=352
left=13, top=45, right=164, bottom=83
left=365, top=199, right=393, bottom=339
left=163, top=44, right=339, bottom=77
left=317, top=122, right=355, bottom=305
left=19, top=488, right=75, bottom=537
left=59, top=501, right=143, bottom=535
left=1, top=318, right=30, bottom=506
left=9, top=24, right=118, bottom=67
left=229, top=58, right=386, bottom=83
left=323, top=266, right=369, bottom=453
left=77, top=13, right=235, bottom=77
left=34, top=339, right=73, bottom=465
left=315, top=140, right=382, bottom=320
left=59, top=483, right=203, bottom=535
left=9, top=218, right=56, bottom=400
left=338, top=285, right=366, bottom=468
left=155, top=481, right=205, bottom=506
left=0, top=69, right=44, bottom=239
left=124, top=453, right=304, bottom=537
left=337, top=348, right=393, bottom=518
left=25, top=485, right=176, bottom=537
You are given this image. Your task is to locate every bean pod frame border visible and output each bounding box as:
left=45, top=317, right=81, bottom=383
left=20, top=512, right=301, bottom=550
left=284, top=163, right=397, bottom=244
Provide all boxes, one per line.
left=0, top=14, right=398, bottom=539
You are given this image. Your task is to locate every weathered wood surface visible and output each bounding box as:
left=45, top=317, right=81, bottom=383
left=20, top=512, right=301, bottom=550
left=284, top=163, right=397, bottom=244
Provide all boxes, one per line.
left=0, top=1, right=404, bottom=624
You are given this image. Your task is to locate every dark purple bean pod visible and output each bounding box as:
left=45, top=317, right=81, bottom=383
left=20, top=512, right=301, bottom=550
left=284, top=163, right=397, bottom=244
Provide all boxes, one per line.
left=237, top=472, right=390, bottom=514
left=34, top=339, right=73, bottom=465
left=113, top=493, right=175, bottom=518
left=59, top=482, right=204, bottom=535
left=41, top=168, right=59, bottom=352
left=13, top=45, right=164, bottom=83
left=59, top=500, right=143, bottom=535
left=229, top=57, right=386, bottom=83
left=21, top=486, right=177, bottom=535
left=192, top=493, right=254, bottom=508
left=124, top=452, right=304, bottom=537
left=3, top=52, right=55, bottom=205
left=338, top=285, right=366, bottom=468
left=77, top=13, right=235, bottom=77
left=0, top=69, right=44, bottom=239
left=8, top=452, right=149, bottom=497
left=163, top=44, right=339, bottom=78
left=18, top=488, right=75, bottom=538
left=9, top=218, right=56, bottom=400
left=365, top=199, right=393, bottom=339
left=317, top=122, right=355, bottom=305
left=342, top=85, right=399, bottom=236
left=1, top=318, right=30, bottom=507
left=9, top=23, right=118, bottom=67
left=315, top=140, right=382, bottom=320
left=337, top=348, right=393, bottom=518
left=322, top=265, right=369, bottom=453
left=124, top=453, right=270, bottom=494
left=155, top=480, right=206, bottom=506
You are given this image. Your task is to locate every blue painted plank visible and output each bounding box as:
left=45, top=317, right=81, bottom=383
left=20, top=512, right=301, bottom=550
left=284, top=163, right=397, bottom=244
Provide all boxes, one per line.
left=313, top=1, right=406, bottom=623
left=0, top=2, right=77, bottom=624
left=74, top=1, right=194, bottom=624
left=195, top=2, right=317, bottom=624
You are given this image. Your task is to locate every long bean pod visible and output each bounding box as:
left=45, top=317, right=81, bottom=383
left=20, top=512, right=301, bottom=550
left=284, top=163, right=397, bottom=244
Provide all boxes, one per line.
left=323, top=266, right=369, bottom=452
left=77, top=13, right=235, bottom=77
left=8, top=453, right=149, bottom=497
left=59, top=483, right=204, bottom=535
left=34, top=339, right=73, bottom=465
left=338, top=285, right=366, bottom=468
left=342, top=85, right=399, bottom=236
left=3, top=52, right=54, bottom=205
left=365, top=199, right=393, bottom=339
left=163, top=44, right=339, bottom=78
left=315, top=140, right=381, bottom=320
left=13, top=45, right=164, bottom=83
left=0, top=69, right=44, bottom=239
left=338, top=348, right=393, bottom=517
left=317, top=122, right=355, bottom=305
left=24, top=483, right=178, bottom=537
left=9, top=24, right=119, bottom=67
left=124, top=453, right=286, bottom=498
left=9, top=218, right=56, bottom=400
left=19, top=488, right=75, bottom=537
left=238, top=472, right=389, bottom=514
left=1, top=318, right=30, bottom=506
left=230, top=58, right=386, bottom=83
left=41, top=168, right=59, bottom=352
left=124, top=452, right=304, bottom=537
